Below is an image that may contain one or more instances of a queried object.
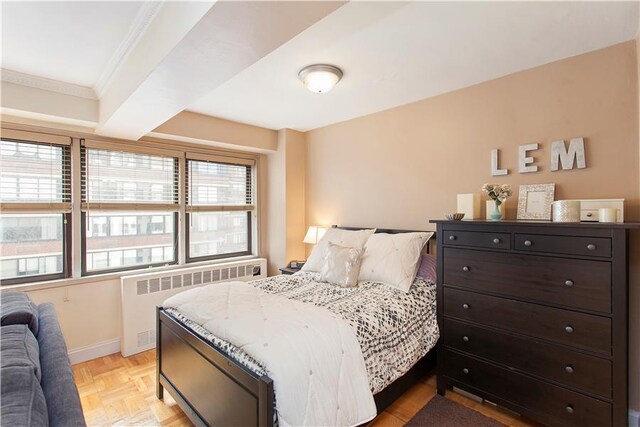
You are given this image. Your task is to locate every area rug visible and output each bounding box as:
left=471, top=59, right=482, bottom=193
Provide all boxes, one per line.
left=405, top=395, right=507, bottom=427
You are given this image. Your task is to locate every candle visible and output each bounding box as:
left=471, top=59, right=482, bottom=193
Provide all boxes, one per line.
left=457, top=194, right=481, bottom=219
left=598, top=208, right=618, bottom=223
left=553, top=200, right=580, bottom=222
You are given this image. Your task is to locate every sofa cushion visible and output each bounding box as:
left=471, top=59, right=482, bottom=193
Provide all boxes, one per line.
left=1, top=290, right=39, bottom=335
left=1, top=365, right=49, bottom=427
left=37, top=303, right=86, bottom=427
left=1, top=324, right=42, bottom=381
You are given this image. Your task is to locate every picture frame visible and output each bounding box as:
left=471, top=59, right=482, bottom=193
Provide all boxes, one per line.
left=517, top=183, right=555, bottom=220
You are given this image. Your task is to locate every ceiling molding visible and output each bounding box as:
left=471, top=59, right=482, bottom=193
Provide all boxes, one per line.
left=93, top=0, right=164, bottom=98
left=1, top=69, right=97, bottom=100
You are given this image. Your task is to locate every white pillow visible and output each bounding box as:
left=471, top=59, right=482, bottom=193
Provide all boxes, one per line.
left=319, top=243, right=364, bottom=288
left=302, top=228, right=376, bottom=272
left=358, top=232, right=434, bottom=293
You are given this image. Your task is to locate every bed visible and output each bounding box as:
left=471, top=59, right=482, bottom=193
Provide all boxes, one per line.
left=156, top=227, right=438, bottom=427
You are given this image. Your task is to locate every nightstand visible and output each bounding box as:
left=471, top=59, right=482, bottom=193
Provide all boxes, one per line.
left=279, top=266, right=301, bottom=275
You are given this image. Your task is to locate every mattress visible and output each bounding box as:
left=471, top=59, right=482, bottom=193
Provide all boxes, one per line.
left=165, top=271, right=439, bottom=395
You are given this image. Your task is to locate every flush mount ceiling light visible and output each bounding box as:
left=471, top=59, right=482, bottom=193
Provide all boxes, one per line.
left=298, top=64, right=343, bottom=94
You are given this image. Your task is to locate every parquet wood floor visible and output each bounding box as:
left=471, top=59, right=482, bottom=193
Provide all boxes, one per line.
left=74, top=350, right=540, bottom=427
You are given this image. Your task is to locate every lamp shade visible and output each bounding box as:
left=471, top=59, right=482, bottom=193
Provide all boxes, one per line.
left=303, top=226, right=327, bottom=244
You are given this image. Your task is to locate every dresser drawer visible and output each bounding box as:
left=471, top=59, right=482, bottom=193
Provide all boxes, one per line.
left=443, top=247, right=611, bottom=313
left=444, top=288, right=611, bottom=355
left=442, top=349, right=612, bottom=427
left=443, top=318, right=612, bottom=398
left=515, top=234, right=611, bottom=258
left=443, top=230, right=511, bottom=250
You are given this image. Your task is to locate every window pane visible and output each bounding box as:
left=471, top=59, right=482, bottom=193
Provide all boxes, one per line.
left=84, top=149, right=176, bottom=204
left=0, top=214, right=64, bottom=281
left=0, top=140, right=68, bottom=202
left=189, top=212, right=249, bottom=258
left=188, top=160, right=250, bottom=205
left=85, top=212, right=175, bottom=272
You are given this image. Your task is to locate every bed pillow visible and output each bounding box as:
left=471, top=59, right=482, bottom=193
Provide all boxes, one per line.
left=319, top=243, right=364, bottom=288
left=416, top=253, right=437, bottom=283
left=358, top=232, right=434, bottom=293
left=302, top=228, right=375, bottom=272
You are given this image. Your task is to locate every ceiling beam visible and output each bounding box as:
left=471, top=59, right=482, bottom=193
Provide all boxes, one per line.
left=96, top=1, right=344, bottom=141
left=96, top=1, right=216, bottom=138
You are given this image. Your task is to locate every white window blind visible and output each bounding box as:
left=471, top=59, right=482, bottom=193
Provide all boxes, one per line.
left=0, top=138, right=71, bottom=212
left=186, top=158, right=253, bottom=212
left=81, top=144, right=179, bottom=211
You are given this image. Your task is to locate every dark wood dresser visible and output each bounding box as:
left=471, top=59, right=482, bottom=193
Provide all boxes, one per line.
left=430, top=220, right=638, bottom=427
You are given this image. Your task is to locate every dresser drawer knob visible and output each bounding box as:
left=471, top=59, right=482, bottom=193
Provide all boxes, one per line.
left=564, top=279, right=574, bottom=287
left=565, top=325, right=574, bottom=333
left=462, top=336, right=469, bottom=342
left=462, top=303, right=470, bottom=310
left=462, top=368, right=469, bottom=374
left=566, top=405, right=575, bottom=414
left=587, top=243, right=596, bottom=251
left=565, top=365, right=575, bottom=374
left=524, top=240, right=532, bottom=247
left=493, top=238, right=501, bottom=244
left=449, top=235, right=457, bottom=241
left=462, top=266, right=470, bottom=272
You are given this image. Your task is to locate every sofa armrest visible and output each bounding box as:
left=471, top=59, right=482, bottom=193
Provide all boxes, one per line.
left=37, top=303, right=86, bottom=427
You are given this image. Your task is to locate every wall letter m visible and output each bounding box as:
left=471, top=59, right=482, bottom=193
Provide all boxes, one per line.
left=551, top=138, right=586, bottom=171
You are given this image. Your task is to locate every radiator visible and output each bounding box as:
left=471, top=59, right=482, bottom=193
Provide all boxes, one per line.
left=120, top=258, right=267, bottom=356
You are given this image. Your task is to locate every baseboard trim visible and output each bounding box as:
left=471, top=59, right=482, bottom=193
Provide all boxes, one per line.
left=68, top=338, right=120, bottom=365
left=630, top=409, right=640, bottom=427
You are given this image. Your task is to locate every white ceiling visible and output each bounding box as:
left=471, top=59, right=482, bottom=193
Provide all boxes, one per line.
left=189, top=1, right=640, bottom=131
left=1, top=1, right=639, bottom=136
left=1, top=1, right=145, bottom=89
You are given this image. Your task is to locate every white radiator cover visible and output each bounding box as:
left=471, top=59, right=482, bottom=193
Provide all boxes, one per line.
left=120, top=258, right=267, bottom=356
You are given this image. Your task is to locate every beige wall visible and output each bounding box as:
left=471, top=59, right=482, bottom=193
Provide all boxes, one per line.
left=306, top=41, right=640, bottom=409
left=151, top=111, right=278, bottom=152
left=265, top=129, right=307, bottom=275
left=26, top=279, right=121, bottom=351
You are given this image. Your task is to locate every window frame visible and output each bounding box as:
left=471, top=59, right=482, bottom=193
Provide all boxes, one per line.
left=1, top=213, right=72, bottom=286
left=184, top=157, right=255, bottom=263
left=185, top=211, right=253, bottom=263
left=80, top=211, right=179, bottom=276
left=0, top=134, right=72, bottom=285
left=80, top=142, right=181, bottom=275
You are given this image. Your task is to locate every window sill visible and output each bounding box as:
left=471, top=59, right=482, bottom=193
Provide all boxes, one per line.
left=0, top=254, right=261, bottom=293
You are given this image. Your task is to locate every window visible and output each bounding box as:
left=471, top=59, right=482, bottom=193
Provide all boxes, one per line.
left=186, top=157, right=254, bottom=262
left=81, top=143, right=179, bottom=274
left=0, top=129, right=259, bottom=285
left=0, top=137, right=71, bottom=284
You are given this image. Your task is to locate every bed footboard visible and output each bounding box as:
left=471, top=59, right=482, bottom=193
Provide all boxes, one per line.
left=156, top=307, right=274, bottom=427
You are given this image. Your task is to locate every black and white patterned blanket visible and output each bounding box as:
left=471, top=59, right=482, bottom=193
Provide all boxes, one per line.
left=166, top=271, right=439, bottom=394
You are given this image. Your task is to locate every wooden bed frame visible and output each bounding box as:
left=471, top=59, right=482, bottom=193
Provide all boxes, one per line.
left=156, top=227, right=437, bottom=427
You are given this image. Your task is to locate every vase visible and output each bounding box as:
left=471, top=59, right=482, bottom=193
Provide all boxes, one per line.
left=490, top=200, right=502, bottom=221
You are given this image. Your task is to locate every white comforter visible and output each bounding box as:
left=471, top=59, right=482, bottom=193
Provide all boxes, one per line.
left=163, top=281, right=377, bottom=427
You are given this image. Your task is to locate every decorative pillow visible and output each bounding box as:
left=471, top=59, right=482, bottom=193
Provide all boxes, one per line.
left=416, top=253, right=437, bottom=283
left=0, top=291, right=39, bottom=336
left=302, top=228, right=375, bottom=272
left=319, top=243, right=364, bottom=288
left=358, top=232, right=434, bottom=293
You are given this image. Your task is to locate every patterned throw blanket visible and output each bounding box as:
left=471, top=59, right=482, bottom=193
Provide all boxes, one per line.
left=166, top=271, right=439, bottom=395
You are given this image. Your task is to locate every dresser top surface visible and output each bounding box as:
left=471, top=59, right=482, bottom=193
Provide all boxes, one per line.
left=429, top=219, right=640, bottom=229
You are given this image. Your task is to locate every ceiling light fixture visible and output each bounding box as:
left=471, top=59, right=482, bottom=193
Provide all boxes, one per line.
left=298, top=64, right=343, bottom=94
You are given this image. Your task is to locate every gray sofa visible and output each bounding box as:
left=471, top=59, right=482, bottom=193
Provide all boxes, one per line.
left=1, top=291, right=86, bottom=427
